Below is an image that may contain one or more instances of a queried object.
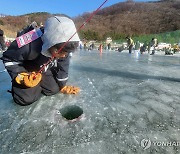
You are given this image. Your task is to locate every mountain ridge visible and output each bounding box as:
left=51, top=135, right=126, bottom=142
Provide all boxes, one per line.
left=0, top=1, right=179, bottom=40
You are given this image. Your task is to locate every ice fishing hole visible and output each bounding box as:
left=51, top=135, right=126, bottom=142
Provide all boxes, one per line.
left=60, top=105, right=83, bottom=120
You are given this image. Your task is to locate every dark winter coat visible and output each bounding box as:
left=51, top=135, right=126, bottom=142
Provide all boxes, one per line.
left=1, top=25, right=70, bottom=88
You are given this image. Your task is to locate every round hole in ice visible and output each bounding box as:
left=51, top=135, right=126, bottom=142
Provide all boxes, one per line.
left=60, top=105, right=83, bottom=120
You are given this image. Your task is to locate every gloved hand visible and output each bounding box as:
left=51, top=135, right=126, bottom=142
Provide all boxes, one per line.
left=24, top=72, right=42, bottom=87
left=15, top=72, right=42, bottom=88
left=60, top=86, right=80, bottom=94
left=15, top=72, right=29, bottom=84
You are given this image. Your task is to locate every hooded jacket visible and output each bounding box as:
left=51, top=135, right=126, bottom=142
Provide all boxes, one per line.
left=41, top=16, right=80, bottom=57
left=1, top=24, right=44, bottom=79
left=1, top=16, right=79, bottom=88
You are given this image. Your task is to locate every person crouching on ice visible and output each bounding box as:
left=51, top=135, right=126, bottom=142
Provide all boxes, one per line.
left=1, top=16, right=80, bottom=106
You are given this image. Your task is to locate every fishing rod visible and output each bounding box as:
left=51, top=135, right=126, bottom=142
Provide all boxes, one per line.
left=34, top=0, right=108, bottom=78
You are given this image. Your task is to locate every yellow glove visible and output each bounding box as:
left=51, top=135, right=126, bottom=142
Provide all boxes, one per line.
left=15, top=72, right=29, bottom=84
left=15, top=72, right=42, bottom=88
left=24, top=72, right=42, bottom=88
left=60, top=86, right=80, bottom=94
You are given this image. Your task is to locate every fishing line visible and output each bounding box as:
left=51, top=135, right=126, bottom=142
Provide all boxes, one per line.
left=35, top=0, right=108, bottom=78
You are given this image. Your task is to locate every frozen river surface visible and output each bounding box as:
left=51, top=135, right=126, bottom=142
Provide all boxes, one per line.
left=0, top=50, right=180, bottom=154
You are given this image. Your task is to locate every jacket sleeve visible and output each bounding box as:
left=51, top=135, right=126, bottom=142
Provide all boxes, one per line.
left=1, top=40, right=29, bottom=80
left=1, top=29, right=43, bottom=80
left=52, top=55, right=70, bottom=89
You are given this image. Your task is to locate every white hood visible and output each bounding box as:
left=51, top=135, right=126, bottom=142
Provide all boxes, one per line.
left=41, top=16, right=80, bottom=57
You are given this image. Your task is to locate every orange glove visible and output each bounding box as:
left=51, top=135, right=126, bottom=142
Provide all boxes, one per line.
left=15, top=72, right=42, bottom=88
left=15, top=72, right=29, bottom=84
left=60, top=86, right=80, bottom=94
left=24, top=72, right=42, bottom=88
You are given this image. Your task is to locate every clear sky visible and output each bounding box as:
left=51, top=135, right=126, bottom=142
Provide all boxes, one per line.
left=0, top=0, right=158, bottom=17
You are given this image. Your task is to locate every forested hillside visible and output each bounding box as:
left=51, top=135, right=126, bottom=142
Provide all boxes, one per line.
left=0, top=0, right=179, bottom=40
left=75, top=0, right=180, bottom=40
